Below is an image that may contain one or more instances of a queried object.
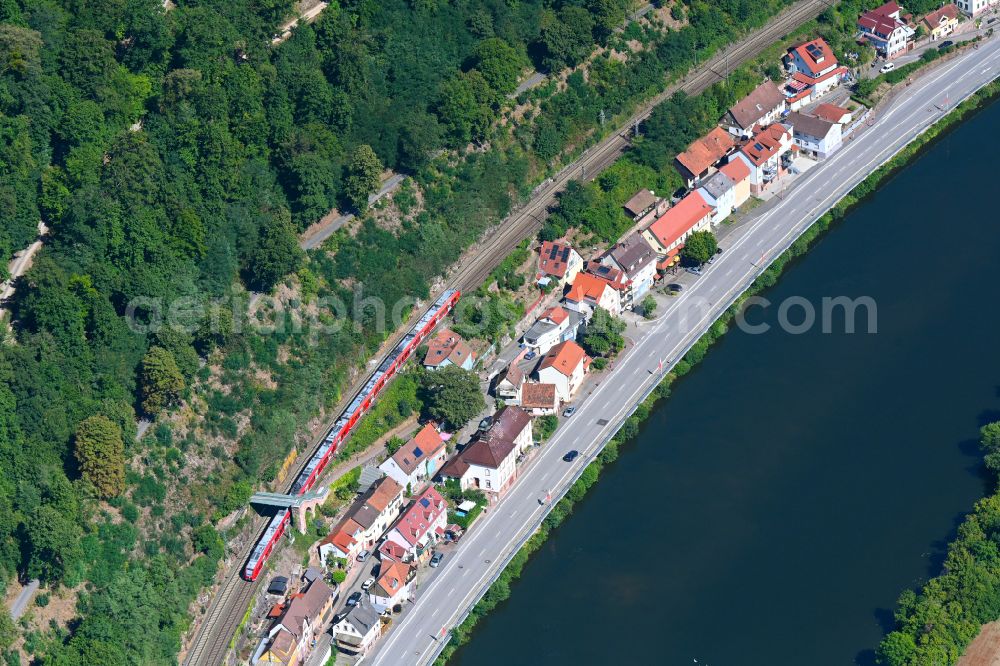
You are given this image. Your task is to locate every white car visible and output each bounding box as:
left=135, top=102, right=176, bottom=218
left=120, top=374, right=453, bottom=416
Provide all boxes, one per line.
left=880, top=62, right=896, bottom=73
left=361, top=577, right=375, bottom=591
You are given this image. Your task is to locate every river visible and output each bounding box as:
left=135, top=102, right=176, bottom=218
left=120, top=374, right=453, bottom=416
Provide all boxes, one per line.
left=449, top=97, right=1000, bottom=666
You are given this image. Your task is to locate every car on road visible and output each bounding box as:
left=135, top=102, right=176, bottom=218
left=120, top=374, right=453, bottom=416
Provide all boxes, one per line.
left=357, top=549, right=370, bottom=562
left=880, top=62, right=895, bottom=73
left=525, top=350, right=537, bottom=360
left=685, top=266, right=702, bottom=276
left=430, top=552, right=445, bottom=567
left=562, top=450, right=580, bottom=462
left=562, top=406, right=576, bottom=417
left=666, top=283, right=683, bottom=293
left=346, top=591, right=362, bottom=607
left=361, top=577, right=375, bottom=591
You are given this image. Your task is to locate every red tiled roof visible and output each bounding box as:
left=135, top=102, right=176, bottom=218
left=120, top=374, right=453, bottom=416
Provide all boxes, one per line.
left=391, top=424, right=445, bottom=475
left=366, top=476, right=403, bottom=513
left=790, top=38, right=837, bottom=77
left=675, top=127, right=736, bottom=178
left=813, top=103, right=851, bottom=123
left=539, top=306, right=569, bottom=325
left=538, top=240, right=577, bottom=278
left=538, top=340, right=588, bottom=378
left=424, top=328, right=474, bottom=368
left=565, top=272, right=614, bottom=304
left=719, top=158, right=750, bottom=183
left=740, top=124, right=791, bottom=167
left=521, top=382, right=557, bottom=410
left=792, top=65, right=848, bottom=86
left=921, top=3, right=958, bottom=30
left=858, top=2, right=905, bottom=38
left=391, top=487, right=446, bottom=546
left=646, top=191, right=712, bottom=250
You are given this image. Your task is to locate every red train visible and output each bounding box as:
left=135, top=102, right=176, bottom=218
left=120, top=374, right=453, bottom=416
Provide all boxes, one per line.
left=243, top=289, right=461, bottom=581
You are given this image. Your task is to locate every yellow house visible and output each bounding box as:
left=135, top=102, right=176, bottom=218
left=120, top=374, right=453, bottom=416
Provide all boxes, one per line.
left=920, top=4, right=959, bottom=40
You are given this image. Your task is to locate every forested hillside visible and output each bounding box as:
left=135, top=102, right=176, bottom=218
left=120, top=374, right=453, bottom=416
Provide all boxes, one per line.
left=0, top=0, right=798, bottom=662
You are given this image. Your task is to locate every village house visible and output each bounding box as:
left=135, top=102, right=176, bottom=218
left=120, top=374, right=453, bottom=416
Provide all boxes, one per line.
left=422, top=328, right=475, bottom=370
left=253, top=579, right=337, bottom=666
left=377, top=540, right=408, bottom=563
left=598, top=232, right=658, bottom=310
left=564, top=272, right=622, bottom=317
left=439, top=407, right=534, bottom=495
left=535, top=340, right=591, bottom=402
left=783, top=38, right=848, bottom=109
left=537, top=239, right=583, bottom=287
left=491, top=362, right=525, bottom=403
left=920, top=3, right=959, bottom=39
left=721, top=80, right=786, bottom=136
left=368, top=559, right=415, bottom=610
left=719, top=158, right=752, bottom=210
left=785, top=111, right=842, bottom=159
left=519, top=382, right=559, bottom=416
left=622, top=189, right=667, bottom=226
left=858, top=2, right=915, bottom=59
left=383, top=486, right=448, bottom=561
left=956, top=0, right=995, bottom=17
left=730, top=123, right=794, bottom=196
left=812, top=103, right=853, bottom=125
left=522, top=305, right=584, bottom=355
left=674, top=127, right=737, bottom=187
left=318, top=476, right=405, bottom=567
left=378, top=423, right=447, bottom=492
left=696, top=171, right=737, bottom=226
left=333, top=601, right=382, bottom=655
left=642, top=190, right=714, bottom=265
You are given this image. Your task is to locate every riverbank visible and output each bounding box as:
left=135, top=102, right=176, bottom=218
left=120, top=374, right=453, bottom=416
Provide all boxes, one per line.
left=434, top=75, right=1000, bottom=666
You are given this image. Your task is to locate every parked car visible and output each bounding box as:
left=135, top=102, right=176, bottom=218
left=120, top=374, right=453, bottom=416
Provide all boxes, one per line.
left=667, top=283, right=684, bottom=292
left=357, top=549, right=370, bottom=562
left=430, top=552, right=445, bottom=567
left=716, top=247, right=723, bottom=255
left=361, top=577, right=375, bottom=591
left=346, top=591, right=362, bottom=607
left=478, top=416, right=492, bottom=431
left=938, top=40, right=954, bottom=50
left=562, top=450, right=580, bottom=462
left=525, top=350, right=537, bottom=360
left=880, top=62, right=895, bottom=73
left=562, top=406, right=576, bottom=417
left=686, top=266, right=702, bottom=276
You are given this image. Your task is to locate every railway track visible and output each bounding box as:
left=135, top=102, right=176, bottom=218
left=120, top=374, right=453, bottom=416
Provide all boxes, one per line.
left=181, top=2, right=830, bottom=663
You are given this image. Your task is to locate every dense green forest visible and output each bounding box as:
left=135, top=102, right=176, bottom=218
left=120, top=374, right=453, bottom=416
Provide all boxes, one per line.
left=0, top=0, right=812, bottom=662
left=877, top=421, right=1000, bottom=665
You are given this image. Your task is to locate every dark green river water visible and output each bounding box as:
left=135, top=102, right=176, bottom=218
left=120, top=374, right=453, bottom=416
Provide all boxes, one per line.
left=450, top=97, right=1000, bottom=666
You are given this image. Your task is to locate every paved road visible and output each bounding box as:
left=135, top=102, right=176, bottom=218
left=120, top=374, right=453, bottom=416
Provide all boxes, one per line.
left=368, top=36, right=1000, bottom=666
left=9, top=579, right=39, bottom=620
left=301, top=174, right=406, bottom=251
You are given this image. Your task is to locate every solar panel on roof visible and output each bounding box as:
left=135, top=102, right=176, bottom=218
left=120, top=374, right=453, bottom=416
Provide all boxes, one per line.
left=754, top=142, right=764, bottom=151
left=413, top=446, right=424, bottom=458
left=561, top=247, right=570, bottom=261
left=420, top=498, right=430, bottom=507
left=549, top=246, right=558, bottom=260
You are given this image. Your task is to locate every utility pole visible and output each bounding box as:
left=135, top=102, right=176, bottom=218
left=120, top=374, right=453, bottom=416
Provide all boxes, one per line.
left=599, top=108, right=606, bottom=126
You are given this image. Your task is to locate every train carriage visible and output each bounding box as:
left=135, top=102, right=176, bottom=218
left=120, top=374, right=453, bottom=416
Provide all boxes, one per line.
left=242, top=289, right=459, bottom=580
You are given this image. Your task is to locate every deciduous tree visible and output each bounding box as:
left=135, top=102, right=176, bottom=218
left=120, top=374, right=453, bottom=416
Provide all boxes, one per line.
left=419, top=366, right=486, bottom=430
left=343, top=144, right=383, bottom=211
left=75, top=415, right=125, bottom=498
left=680, top=230, right=718, bottom=266
left=139, top=346, right=185, bottom=416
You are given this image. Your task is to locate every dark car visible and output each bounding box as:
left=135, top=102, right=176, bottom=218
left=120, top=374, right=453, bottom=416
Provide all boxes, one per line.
left=562, top=450, right=580, bottom=462
left=478, top=416, right=492, bottom=431
left=938, top=40, right=954, bottom=49
left=346, top=591, right=362, bottom=607
left=430, top=552, right=445, bottom=567
left=667, top=283, right=683, bottom=292
left=525, top=350, right=537, bottom=361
